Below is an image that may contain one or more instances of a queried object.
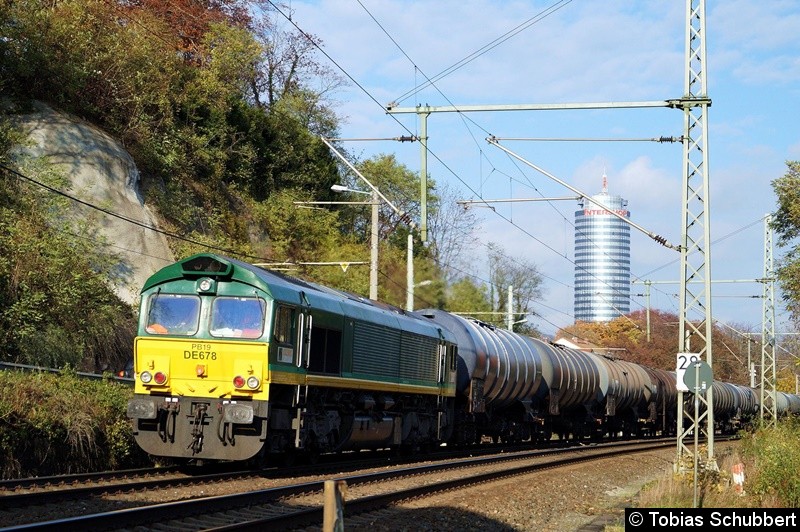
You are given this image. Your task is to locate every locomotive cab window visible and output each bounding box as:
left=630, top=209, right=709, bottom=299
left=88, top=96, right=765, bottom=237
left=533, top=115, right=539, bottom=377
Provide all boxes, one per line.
left=273, top=305, right=296, bottom=364
left=274, top=306, right=295, bottom=344
left=145, top=294, right=201, bottom=335
left=210, top=297, right=266, bottom=338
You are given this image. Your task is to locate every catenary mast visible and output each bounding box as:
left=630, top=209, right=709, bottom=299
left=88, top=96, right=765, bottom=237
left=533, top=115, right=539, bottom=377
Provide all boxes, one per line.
left=676, top=0, right=715, bottom=471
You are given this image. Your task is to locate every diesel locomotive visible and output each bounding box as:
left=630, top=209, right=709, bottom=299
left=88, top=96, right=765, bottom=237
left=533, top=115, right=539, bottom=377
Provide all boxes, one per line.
left=126, top=253, right=799, bottom=464
left=127, top=253, right=458, bottom=463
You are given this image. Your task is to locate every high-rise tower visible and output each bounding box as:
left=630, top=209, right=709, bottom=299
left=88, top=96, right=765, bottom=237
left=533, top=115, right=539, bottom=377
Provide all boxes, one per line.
left=574, top=173, right=631, bottom=322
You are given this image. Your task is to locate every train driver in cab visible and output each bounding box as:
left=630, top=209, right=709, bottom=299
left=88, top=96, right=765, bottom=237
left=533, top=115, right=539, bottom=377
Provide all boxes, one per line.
left=209, top=297, right=265, bottom=339
left=145, top=294, right=200, bottom=335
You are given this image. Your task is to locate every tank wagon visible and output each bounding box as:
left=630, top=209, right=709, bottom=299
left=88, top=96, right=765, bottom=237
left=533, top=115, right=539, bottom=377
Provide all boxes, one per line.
left=415, top=309, right=552, bottom=444
left=642, top=368, right=678, bottom=435
left=418, top=311, right=669, bottom=443
left=127, top=253, right=799, bottom=464
left=680, top=381, right=764, bottom=433
left=776, top=392, right=800, bottom=417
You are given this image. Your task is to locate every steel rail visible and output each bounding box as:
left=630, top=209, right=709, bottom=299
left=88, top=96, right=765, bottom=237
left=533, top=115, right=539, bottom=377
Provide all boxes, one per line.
left=5, top=439, right=685, bottom=530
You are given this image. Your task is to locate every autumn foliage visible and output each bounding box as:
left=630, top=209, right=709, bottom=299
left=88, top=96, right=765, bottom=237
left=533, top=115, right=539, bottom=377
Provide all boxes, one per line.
left=117, top=0, right=253, bottom=64
left=557, top=309, right=751, bottom=385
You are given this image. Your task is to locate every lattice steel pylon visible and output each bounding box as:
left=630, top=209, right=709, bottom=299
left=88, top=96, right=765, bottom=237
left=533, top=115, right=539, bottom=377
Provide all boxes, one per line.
left=760, top=214, right=777, bottom=424
left=675, top=0, right=716, bottom=472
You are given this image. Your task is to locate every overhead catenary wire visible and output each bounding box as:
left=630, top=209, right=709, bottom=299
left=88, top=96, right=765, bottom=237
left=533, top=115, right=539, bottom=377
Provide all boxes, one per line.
left=352, top=2, right=683, bottom=317
left=265, top=1, right=768, bottom=335
left=4, top=157, right=577, bottom=329
left=265, top=0, right=646, bottom=324
left=14, top=4, right=776, bottom=336
left=7, top=156, right=753, bottom=350
left=387, top=0, right=575, bottom=105
left=0, top=162, right=279, bottom=264
left=357, top=2, right=761, bottom=338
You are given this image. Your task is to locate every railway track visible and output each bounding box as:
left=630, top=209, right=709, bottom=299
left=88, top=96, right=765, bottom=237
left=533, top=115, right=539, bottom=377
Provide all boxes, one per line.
left=1, top=438, right=680, bottom=531
left=0, top=466, right=178, bottom=493
left=0, top=436, right=598, bottom=511
left=0, top=465, right=253, bottom=510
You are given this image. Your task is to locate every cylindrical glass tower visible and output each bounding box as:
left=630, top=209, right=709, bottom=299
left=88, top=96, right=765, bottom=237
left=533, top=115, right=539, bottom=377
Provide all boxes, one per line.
left=574, top=175, right=630, bottom=322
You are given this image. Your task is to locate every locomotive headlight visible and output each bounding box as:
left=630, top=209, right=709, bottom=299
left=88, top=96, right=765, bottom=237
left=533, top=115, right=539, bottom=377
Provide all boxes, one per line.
left=140, top=371, right=153, bottom=384
left=246, top=376, right=260, bottom=389
left=197, top=277, right=216, bottom=294
left=154, top=371, right=168, bottom=385
left=233, top=375, right=245, bottom=388
left=127, top=398, right=157, bottom=419
left=222, top=403, right=254, bottom=424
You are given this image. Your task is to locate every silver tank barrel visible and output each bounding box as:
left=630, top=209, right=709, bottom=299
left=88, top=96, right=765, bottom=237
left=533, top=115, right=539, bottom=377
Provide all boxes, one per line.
left=419, top=310, right=552, bottom=408
left=593, top=355, right=652, bottom=414
left=535, top=342, right=603, bottom=413
left=775, top=391, right=800, bottom=416
left=736, top=386, right=759, bottom=417
left=711, top=381, right=737, bottom=416
left=644, top=367, right=677, bottom=409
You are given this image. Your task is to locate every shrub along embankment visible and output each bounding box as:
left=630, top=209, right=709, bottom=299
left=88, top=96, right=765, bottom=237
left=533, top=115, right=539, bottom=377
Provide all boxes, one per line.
left=0, top=370, right=150, bottom=479
left=637, top=419, right=800, bottom=509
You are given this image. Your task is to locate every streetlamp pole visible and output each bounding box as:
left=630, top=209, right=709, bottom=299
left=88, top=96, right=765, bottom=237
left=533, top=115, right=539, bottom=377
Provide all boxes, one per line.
left=323, top=138, right=419, bottom=305
left=406, top=234, right=413, bottom=310
left=323, top=138, right=421, bottom=305
left=369, top=190, right=379, bottom=300
left=331, top=184, right=380, bottom=300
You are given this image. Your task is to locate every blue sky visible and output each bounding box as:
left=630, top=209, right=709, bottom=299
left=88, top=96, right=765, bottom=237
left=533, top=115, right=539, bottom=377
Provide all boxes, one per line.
left=283, top=0, right=800, bottom=337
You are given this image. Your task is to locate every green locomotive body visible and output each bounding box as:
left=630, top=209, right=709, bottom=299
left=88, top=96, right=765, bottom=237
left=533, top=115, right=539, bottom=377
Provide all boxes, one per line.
left=127, top=253, right=457, bottom=463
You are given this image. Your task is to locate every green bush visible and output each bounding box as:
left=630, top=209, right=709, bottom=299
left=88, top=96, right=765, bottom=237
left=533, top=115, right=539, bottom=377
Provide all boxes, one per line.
left=740, top=418, right=800, bottom=507
left=0, top=370, right=150, bottom=479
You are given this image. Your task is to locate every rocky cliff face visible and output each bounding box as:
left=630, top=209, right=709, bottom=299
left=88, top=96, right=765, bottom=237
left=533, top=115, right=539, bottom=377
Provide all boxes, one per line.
left=11, top=101, right=174, bottom=305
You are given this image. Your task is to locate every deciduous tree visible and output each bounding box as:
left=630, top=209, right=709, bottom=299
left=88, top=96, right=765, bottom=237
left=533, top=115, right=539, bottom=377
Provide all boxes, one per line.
left=772, top=160, right=800, bottom=323
left=488, top=243, right=543, bottom=330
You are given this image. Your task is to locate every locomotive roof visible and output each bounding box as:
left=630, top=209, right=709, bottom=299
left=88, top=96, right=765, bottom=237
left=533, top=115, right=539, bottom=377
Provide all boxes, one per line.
left=142, top=253, right=454, bottom=341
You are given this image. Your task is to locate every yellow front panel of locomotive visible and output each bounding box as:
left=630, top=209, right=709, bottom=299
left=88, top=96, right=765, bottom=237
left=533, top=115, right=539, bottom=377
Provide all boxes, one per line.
left=134, top=337, right=269, bottom=399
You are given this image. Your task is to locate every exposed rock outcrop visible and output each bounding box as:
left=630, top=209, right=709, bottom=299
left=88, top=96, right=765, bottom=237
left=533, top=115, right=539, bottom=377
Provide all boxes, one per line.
left=11, top=101, right=174, bottom=304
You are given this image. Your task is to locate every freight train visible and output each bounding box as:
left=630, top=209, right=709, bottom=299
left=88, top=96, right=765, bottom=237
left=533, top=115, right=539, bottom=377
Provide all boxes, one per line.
left=126, top=253, right=800, bottom=464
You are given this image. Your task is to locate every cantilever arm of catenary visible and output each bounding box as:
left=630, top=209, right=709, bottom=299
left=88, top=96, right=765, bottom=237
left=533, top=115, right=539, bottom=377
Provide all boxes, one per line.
left=320, top=136, right=417, bottom=230
left=486, top=136, right=680, bottom=252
